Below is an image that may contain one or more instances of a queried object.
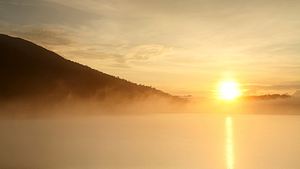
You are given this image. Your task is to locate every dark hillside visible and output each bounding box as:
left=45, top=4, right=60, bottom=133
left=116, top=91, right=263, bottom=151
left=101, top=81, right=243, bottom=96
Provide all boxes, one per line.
left=0, top=34, right=177, bottom=102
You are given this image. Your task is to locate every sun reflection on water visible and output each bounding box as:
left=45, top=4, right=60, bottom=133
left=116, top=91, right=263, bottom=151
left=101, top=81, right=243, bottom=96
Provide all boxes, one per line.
left=226, top=116, right=234, bottom=169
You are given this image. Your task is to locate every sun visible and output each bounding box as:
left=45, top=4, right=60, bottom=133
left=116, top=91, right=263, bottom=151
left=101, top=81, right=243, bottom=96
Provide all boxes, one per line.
left=218, top=80, right=241, bottom=101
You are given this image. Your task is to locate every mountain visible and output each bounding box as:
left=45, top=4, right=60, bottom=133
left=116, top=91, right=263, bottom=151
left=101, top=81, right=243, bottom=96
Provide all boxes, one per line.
left=0, top=34, right=179, bottom=103
left=242, top=94, right=291, bottom=100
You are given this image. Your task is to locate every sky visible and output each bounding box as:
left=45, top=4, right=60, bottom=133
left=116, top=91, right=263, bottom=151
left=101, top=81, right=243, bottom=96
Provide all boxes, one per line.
left=1, top=0, right=300, bottom=97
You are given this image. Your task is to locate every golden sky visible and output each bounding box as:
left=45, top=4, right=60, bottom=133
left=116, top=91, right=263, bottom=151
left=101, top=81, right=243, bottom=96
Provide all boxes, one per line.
left=1, top=0, right=300, bottom=96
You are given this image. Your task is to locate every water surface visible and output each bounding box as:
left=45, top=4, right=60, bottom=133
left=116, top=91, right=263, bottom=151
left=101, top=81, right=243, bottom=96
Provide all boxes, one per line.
left=0, top=113, right=299, bottom=169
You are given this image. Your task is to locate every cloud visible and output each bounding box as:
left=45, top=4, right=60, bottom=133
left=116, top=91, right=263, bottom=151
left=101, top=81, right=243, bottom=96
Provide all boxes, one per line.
left=126, top=45, right=173, bottom=61
left=248, top=84, right=300, bottom=90
left=0, top=23, right=173, bottom=70
left=1, top=0, right=300, bottom=95
left=63, top=44, right=174, bottom=69
left=8, top=26, right=73, bottom=46
left=243, top=82, right=300, bottom=95
left=0, top=0, right=99, bottom=25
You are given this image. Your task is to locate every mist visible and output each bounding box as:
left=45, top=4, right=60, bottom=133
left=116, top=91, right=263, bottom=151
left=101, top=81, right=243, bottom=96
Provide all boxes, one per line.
left=1, top=93, right=300, bottom=120
left=1, top=98, right=300, bottom=169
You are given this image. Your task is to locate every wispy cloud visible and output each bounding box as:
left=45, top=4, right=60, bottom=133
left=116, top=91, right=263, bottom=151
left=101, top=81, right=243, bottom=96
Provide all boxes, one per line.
left=0, top=0, right=99, bottom=25
left=9, top=26, right=73, bottom=46
left=243, top=82, right=300, bottom=95
left=1, top=0, right=300, bottom=95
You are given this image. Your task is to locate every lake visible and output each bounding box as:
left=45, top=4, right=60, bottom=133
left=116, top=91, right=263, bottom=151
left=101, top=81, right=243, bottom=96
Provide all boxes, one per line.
left=0, top=113, right=299, bottom=169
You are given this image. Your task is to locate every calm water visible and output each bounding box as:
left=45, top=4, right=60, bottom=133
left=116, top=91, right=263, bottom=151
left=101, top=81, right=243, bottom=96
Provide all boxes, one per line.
left=0, top=113, right=300, bottom=169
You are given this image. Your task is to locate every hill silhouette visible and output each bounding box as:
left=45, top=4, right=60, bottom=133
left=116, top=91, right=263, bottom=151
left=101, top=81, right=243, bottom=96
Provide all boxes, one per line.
left=0, top=34, right=179, bottom=104
left=242, top=94, right=291, bottom=101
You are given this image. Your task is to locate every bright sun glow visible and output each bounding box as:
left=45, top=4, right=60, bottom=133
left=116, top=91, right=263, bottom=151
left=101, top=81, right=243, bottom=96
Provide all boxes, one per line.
left=218, top=80, right=241, bottom=101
